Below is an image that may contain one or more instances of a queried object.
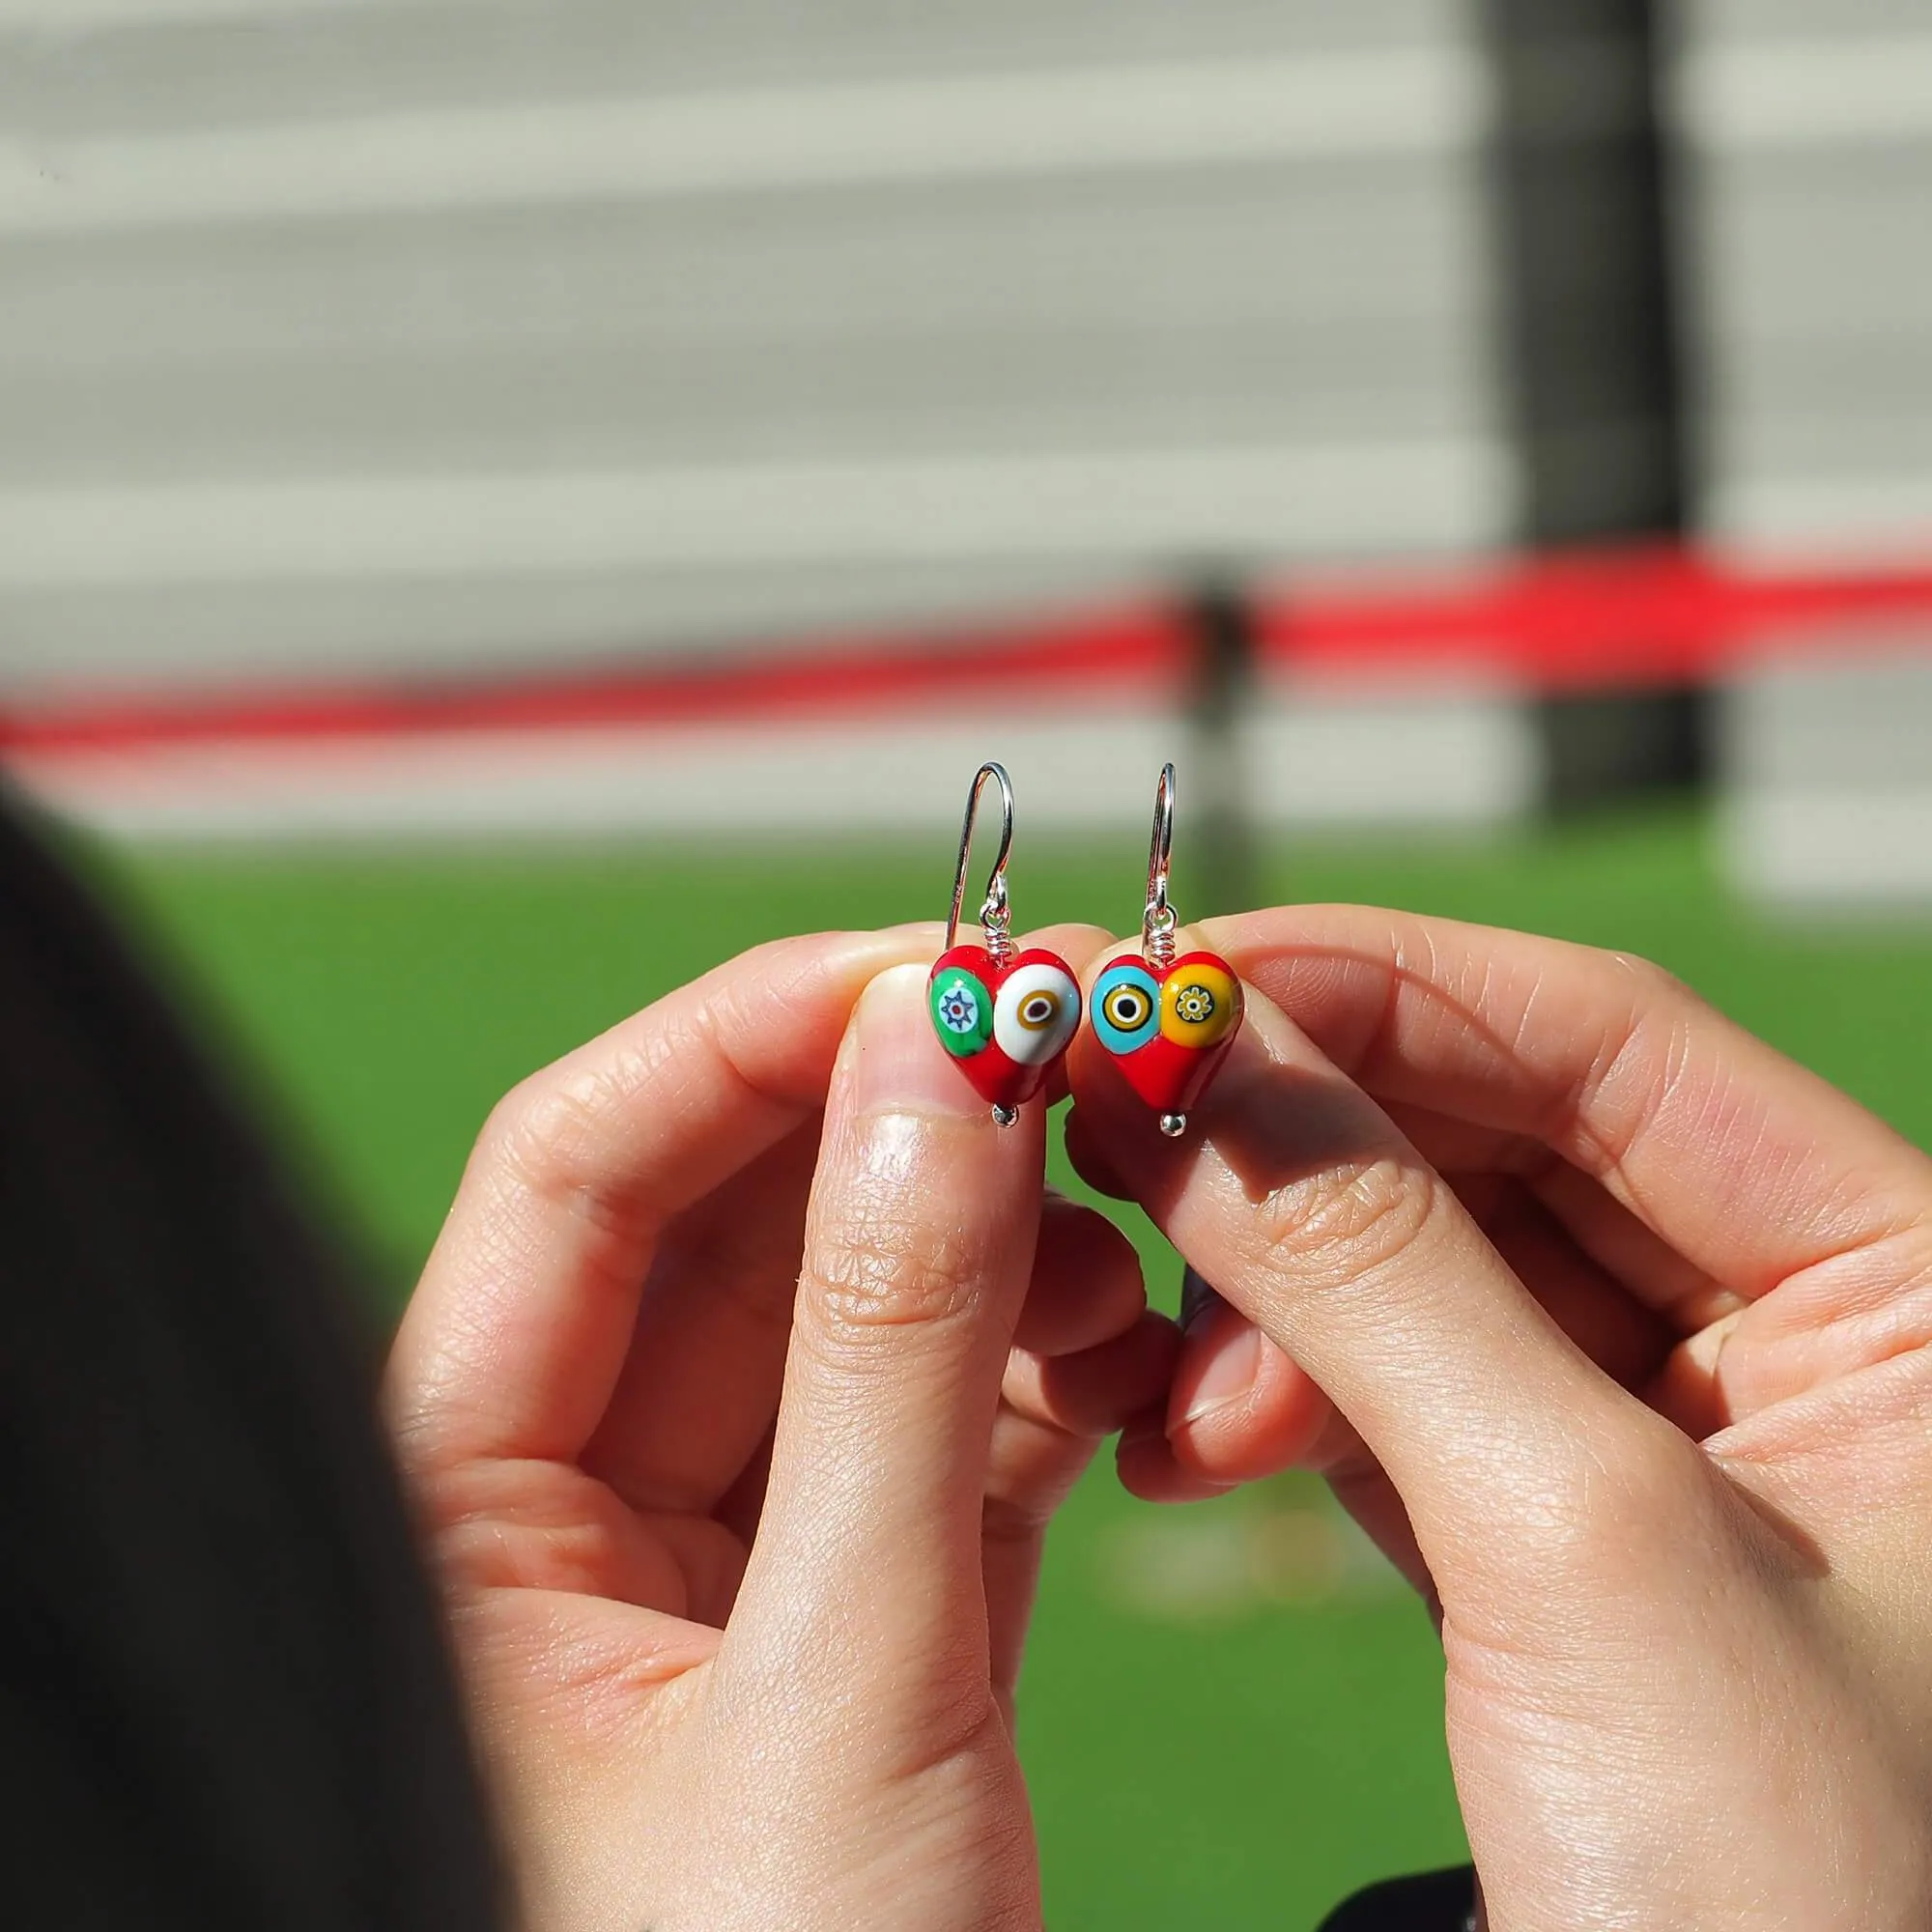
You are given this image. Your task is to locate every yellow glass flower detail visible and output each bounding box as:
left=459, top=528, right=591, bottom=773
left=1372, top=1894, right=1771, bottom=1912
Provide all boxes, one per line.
left=1159, top=961, right=1241, bottom=1048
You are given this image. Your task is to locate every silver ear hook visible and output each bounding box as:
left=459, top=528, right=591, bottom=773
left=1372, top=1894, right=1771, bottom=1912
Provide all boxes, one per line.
left=1143, top=761, right=1178, bottom=972
left=947, top=761, right=1016, bottom=965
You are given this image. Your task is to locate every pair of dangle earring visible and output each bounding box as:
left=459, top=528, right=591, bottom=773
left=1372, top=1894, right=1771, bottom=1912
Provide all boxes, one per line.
left=924, top=760, right=1244, bottom=1132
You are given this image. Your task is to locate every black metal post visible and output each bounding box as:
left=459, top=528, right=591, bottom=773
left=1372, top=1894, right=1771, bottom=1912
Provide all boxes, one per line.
left=1180, top=578, right=1259, bottom=920
left=1481, top=0, right=1707, bottom=808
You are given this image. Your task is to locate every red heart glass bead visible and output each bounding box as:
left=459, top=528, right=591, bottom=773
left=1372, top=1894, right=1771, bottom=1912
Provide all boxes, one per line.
left=928, top=944, right=1083, bottom=1116
left=1090, top=950, right=1243, bottom=1126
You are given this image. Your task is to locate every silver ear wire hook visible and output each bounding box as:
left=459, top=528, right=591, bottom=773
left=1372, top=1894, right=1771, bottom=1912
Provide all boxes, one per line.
left=947, top=761, right=1016, bottom=966
left=1144, top=761, right=1178, bottom=973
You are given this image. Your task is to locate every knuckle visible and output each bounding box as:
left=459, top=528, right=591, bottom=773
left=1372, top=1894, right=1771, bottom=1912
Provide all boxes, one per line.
left=1607, top=949, right=1713, bottom=1034
left=471, top=999, right=718, bottom=1209
left=477, top=1072, right=592, bottom=1195
left=1612, top=948, right=1692, bottom=1002
left=803, top=1191, right=982, bottom=1337
left=1253, top=1151, right=1439, bottom=1289
left=472, top=1063, right=628, bottom=1227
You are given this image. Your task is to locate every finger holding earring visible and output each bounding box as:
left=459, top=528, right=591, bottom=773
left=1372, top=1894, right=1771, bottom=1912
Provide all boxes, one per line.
left=926, top=762, right=1084, bottom=1127
left=1085, top=762, right=1245, bottom=1138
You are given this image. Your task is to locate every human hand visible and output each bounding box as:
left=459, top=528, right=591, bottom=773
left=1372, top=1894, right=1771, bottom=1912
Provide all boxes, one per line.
left=389, top=928, right=1173, bottom=1931
left=1066, top=910, right=1932, bottom=1931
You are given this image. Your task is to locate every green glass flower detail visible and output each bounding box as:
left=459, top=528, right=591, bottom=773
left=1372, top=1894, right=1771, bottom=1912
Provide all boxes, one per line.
left=929, top=967, right=994, bottom=1057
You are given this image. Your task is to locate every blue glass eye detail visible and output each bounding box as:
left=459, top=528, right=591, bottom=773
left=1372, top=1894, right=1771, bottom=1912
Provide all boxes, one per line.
left=1091, top=960, right=1162, bottom=1055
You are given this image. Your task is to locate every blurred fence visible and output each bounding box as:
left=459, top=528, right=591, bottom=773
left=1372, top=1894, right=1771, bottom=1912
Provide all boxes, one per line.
left=1685, top=0, right=1932, bottom=550
left=3, top=2, right=1930, bottom=905
left=1, top=0, right=1499, bottom=688
left=8, top=543, right=1932, bottom=913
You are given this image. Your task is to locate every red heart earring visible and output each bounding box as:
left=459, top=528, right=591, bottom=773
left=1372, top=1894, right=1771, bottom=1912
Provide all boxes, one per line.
left=927, top=762, right=1083, bottom=1126
left=1089, top=762, right=1244, bottom=1137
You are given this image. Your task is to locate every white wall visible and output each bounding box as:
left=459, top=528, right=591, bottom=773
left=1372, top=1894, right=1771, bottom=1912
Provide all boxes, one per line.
left=1680, top=1, right=1932, bottom=552
left=1, top=0, right=1504, bottom=697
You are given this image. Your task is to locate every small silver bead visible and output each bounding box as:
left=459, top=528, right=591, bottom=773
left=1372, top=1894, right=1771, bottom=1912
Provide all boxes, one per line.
left=1158, top=1112, right=1188, bottom=1139
left=991, top=1103, right=1019, bottom=1128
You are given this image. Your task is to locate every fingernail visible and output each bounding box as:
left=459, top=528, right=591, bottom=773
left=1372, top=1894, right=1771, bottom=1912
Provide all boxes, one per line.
left=850, top=962, right=982, bottom=1119
left=1179, top=1305, right=1262, bottom=1427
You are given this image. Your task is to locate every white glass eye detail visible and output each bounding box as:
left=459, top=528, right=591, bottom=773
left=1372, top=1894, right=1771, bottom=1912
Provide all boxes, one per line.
left=992, top=959, right=1083, bottom=1065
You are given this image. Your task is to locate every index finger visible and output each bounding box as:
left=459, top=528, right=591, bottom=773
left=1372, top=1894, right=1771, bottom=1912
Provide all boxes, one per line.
left=388, top=925, right=938, bottom=1468
left=389, top=919, right=1116, bottom=1474
left=1201, top=905, right=1932, bottom=1305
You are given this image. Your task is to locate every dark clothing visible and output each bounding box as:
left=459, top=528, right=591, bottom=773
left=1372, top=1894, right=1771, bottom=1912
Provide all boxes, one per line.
left=1319, top=1865, right=1479, bottom=1930
left=0, top=795, right=503, bottom=1929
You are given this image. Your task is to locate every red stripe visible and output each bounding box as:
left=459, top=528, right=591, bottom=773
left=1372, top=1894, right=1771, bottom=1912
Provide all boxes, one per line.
left=1264, top=546, right=1932, bottom=687
left=7, top=545, right=1932, bottom=754
left=2, top=605, right=1182, bottom=755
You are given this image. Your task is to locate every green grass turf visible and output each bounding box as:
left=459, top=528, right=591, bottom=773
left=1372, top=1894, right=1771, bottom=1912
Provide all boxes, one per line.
left=83, top=808, right=1932, bottom=1927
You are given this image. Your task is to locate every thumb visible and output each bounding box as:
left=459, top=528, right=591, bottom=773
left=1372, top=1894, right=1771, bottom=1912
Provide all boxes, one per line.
left=726, top=961, right=1046, bottom=1707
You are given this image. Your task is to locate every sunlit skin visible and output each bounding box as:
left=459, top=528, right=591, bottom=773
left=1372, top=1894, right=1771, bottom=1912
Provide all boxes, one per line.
left=388, top=909, right=1932, bottom=1931
left=387, top=924, right=1172, bottom=1932
left=1069, top=910, right=1932, bottom=1932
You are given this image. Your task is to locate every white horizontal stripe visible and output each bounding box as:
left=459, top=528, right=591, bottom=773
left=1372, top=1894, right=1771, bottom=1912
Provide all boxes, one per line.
left=0, top=0, right=392, bottom=23
left=0, top=52, right=1488, bottom=237
left=0, top=560, right=1136, bottom=694
left=8, top=696, right=1536, bottom=842
left=0, top=442, right=1513, bottom=590
left=1723, top=788, right=1932, bottom=910
left=1710, top=473, right=1932, bottom=551
left=1678, top=37, right=1932, bottom=148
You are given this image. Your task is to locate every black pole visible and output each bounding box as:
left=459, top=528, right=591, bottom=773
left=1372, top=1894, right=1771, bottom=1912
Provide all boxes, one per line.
left=1180, top=577, right=1259, bottom=921
left=1481, top=0, right=1706, bottom=809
